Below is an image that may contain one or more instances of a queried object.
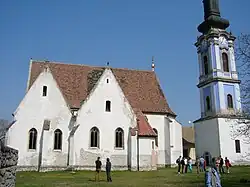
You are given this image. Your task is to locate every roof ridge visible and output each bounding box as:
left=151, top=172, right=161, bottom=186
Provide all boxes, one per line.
left=31, top=59, right=154, bottom=73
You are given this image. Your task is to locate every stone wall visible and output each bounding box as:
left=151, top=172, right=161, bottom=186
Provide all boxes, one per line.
left=0, top=134, right=19, bottom=187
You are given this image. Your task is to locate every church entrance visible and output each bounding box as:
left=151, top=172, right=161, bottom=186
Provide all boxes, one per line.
left=203, top=152, right=212, bottom=166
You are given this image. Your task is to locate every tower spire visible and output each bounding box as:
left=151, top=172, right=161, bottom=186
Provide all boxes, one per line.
left=151, top=56, right=155, bottom=71
left=198, top=0, right=230, bottom=34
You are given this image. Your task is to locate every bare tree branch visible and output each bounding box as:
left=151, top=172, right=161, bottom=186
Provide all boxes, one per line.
left=234, top=33, right=250, bottom=143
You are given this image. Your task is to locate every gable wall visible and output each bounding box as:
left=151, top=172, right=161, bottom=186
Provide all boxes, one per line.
left=7, top=70, right=72, bottom=168
left=73, top=69, right=137, bottom=169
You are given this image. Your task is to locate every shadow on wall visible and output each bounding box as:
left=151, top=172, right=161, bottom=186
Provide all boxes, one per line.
left=127, top=127, right=132, bottom=171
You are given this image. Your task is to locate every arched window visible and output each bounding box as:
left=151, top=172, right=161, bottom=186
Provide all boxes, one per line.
left=203, top=56, right=209, bottom=75
left=115, top=128, right=124, bottom=148
left=222, top=53, right=229, bottom=72
left=54, top=129, right=62, bottom=150
left=28, top=128, right=37, bottom=150
left=206, top=96, right=211, bottom=111
left=227, top=94, right=234, bottom=109
left=90, top=127, right=99, bottom=148
left=105, top=100, right=111, bottom=112
left=153, top=128, right=158, bottom=147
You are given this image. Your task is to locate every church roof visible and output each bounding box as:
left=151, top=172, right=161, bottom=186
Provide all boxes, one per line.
left=134, top=109, right=157, bottom=137
left=182, top=126, right=195, bottom=145
left=28, top=61, right=175, bottom=116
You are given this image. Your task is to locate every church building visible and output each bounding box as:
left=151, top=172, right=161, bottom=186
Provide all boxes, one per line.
left=6, top=60, right=183, bottom=171
left=194, top=0, right=250, bottom=165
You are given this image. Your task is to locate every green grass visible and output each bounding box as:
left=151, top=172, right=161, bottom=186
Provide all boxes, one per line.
left=16, top=166, right=250, bottom=187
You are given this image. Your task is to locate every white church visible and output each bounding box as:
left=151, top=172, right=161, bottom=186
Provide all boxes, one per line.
left=194, top=0, right=250, bottom=165
left=6, top=59, right=183, bottom=171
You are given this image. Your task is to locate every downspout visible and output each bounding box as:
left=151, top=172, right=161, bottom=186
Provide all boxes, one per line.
left=137, top=131, right=139, bottom=171
left=136, top=119, right=140, bottom=171
left=67, top=136, right=71, bottom=166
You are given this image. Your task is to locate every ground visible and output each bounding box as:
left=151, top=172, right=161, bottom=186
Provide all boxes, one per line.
left=16, top=167, right=250, bottom=187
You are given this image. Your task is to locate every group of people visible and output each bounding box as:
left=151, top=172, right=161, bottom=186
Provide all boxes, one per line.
left=95, top=157, right=112, bottom=182
left=176, top=155, right=232, bottom=175
left=176, top=156, right=193, bottom=174
left=211, top=156, right=231, bottom=174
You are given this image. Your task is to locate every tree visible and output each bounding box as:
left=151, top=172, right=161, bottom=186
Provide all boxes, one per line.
left=234, top=33, right=250, bottom=143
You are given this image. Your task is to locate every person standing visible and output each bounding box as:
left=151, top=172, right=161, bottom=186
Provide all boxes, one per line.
left=95, top=157, right=102, bottom=182
left=184, top=157, right=188, bottom=173
left=199, top=157, right=205, bottom=172
left=105, top=158, right=112, bottom=182
left=181, top=157, right=185, bottom=174
left=225, top=157, right=231, bottom=173
left=188, top=157, right=193, bottom=172
left=176, top=156, right=182, bottom=174
left=219, top=156, right=225, bottom=174
left=196, top=157, right=200, bottom=174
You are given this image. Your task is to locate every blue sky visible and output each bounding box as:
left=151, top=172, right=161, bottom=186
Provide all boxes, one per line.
left=0, top=0, right=249, bottom=125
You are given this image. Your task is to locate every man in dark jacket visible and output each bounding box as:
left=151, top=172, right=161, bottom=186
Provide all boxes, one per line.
left=106, top=158, right=112, bottom=182
left=219, top=156, right=225, bottom=174
left=95, top=157, right=102, bottom=181
left=176, top=156, right=182, bottom=174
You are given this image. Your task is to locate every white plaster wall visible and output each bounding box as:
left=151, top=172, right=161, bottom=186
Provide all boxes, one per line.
left=73, top=69, right=137, bottom=169
left=218, top=118, right=250, bottom=165
left=169, top=118, right=183, bottom=164
left=146, top=114, right=170, bottom=166
left=7, top=70, right=72, bottom=167
left=138, top=137, right=155, bottom=170
left=194, top=118, right=221, bottom=158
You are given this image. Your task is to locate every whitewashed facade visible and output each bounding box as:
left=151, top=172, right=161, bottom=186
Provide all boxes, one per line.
left=6, top=61, right=183, bottom=171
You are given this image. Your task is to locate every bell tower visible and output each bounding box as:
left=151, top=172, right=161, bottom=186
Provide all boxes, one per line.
left=194, top=0, right=250, bottom=165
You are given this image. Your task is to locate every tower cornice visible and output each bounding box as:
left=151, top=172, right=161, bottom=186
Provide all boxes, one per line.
left=195, top=29, right=236, bottom=47
left=197, top=77, right=241, bottom=88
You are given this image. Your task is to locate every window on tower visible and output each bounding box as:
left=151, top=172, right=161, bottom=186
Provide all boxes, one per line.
left=203, top=56, right=209, bottom=75
left=227, top=94, right=234, bottom=109
left=222, top=53, right=229, bottom=72
left=206, top=96, right=211, bottom=111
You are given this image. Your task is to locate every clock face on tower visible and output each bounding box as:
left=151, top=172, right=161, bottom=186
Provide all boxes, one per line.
left=219, top=36, right=228, bottom=46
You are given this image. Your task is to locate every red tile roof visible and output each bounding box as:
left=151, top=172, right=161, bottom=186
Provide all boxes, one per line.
left=28, top=61, right=176, bottom=116
left=134, top=109, right=157, bottom=137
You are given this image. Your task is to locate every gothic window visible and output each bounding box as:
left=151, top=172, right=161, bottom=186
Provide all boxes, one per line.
left=203, top=56, right=209, bottom=75
left=115, top=128, right=124, bottom=148
left=105, top=100, right=111, bottom=112
left=222, top=53, right=229, bottom=72
left=42, top=86, right=47, bottom=96
left=28, top=128, right=37, bottom=150
left=153, top=128, right=158, bottom=147
left=235, top=140, right=241, bottom=153
left=206, top=96, right=211, bottom=111
left=227, top=94, right=234, bottom=109
left=90, top=127, right=99, bottom=148
left=54, top=129, right=62, bottom=150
